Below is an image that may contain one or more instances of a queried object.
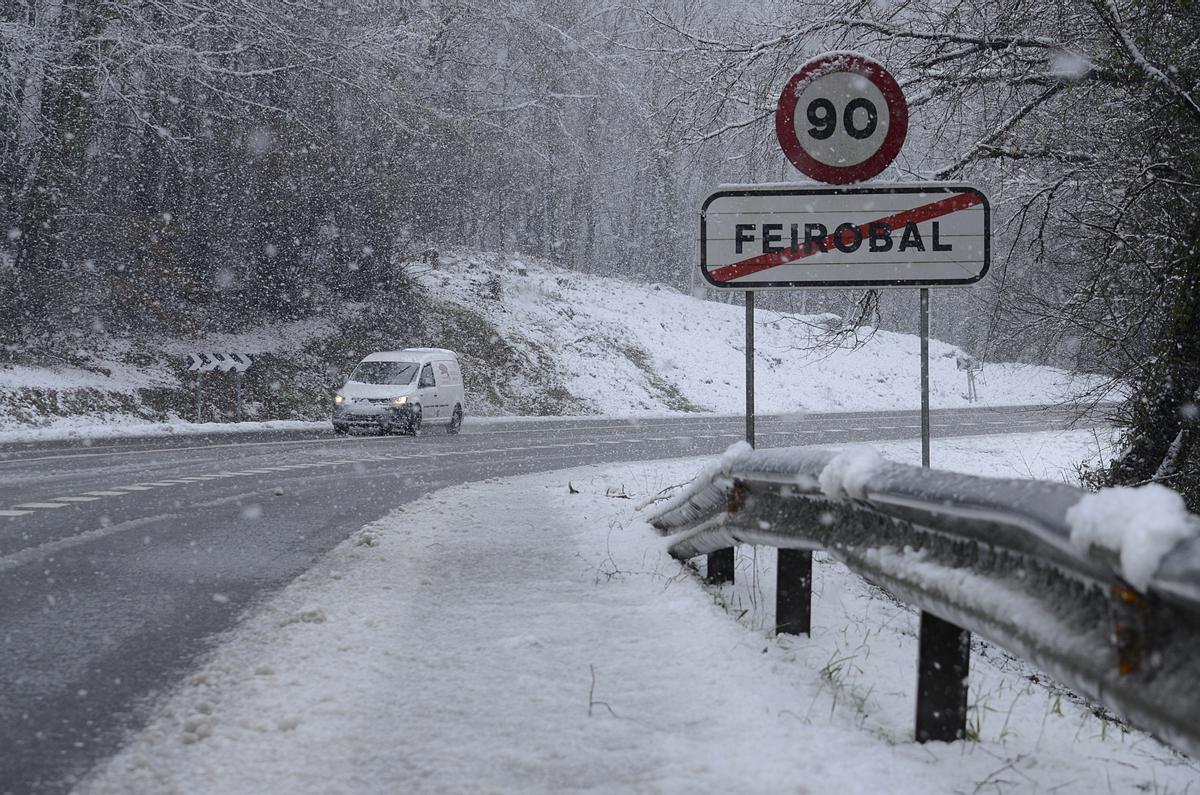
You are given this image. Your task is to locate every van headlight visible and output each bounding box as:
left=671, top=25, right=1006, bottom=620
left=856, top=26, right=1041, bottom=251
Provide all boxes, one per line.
left=391, top=395, right=409, bottom=405
left=334, top=394, right=344, bottom=405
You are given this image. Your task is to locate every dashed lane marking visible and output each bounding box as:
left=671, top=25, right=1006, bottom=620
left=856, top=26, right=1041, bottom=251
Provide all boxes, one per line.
left=50, top=496, right=101, bottom=502
left=83, top=491, right=128, bottom=497
left=114, top=485, right=155, bottom=491
left=12, top=502, right=70, bottom=509
left=139, top=482, right=183, bottom=487
left=0, top=510, right=33, bottom=517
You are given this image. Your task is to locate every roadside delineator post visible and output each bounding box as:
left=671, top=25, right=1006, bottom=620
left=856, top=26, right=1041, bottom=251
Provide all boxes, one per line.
left=185, top=352, right=256, bottom=423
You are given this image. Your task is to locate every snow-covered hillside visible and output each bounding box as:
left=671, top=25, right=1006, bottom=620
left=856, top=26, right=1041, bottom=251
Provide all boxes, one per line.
left=421, top=251, right=1101, bottom=415
left=0, top=250, right=1107, bottom=438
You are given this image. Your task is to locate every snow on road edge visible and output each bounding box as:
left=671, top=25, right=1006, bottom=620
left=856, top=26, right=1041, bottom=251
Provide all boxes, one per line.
left=78, top=429, right=1198, bottom=794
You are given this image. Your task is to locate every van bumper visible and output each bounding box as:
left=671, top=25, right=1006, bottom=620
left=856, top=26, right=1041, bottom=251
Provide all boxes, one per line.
left=332, top=403, right=417, bottom=430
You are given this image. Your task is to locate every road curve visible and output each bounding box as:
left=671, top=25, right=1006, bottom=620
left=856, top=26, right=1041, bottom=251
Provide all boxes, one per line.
left=0, top=404, right=1095, bottom=793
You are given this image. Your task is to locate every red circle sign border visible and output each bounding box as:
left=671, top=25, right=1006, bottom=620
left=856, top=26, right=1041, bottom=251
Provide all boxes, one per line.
left=775, top=53, right=908, bottom=185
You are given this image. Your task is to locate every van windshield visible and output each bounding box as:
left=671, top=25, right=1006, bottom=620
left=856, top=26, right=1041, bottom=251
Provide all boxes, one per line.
left=348, top=361, right=418, bottom=385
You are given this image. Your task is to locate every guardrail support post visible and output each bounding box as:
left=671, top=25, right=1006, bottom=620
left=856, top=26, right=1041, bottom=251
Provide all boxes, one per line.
left=775, top=548, right=812, bottom=635
left=706, top=548, right=735, bottom=584
left=915, top=612, right=971, bottom=742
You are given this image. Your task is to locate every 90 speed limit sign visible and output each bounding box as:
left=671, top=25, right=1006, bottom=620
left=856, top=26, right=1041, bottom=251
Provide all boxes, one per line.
left=775, top=52, right=908, bottom=184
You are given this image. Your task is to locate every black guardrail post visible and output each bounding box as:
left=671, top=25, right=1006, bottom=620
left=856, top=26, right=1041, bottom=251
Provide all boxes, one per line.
left=707, top=548, right=735, bottom=584
left=915, top=612, right=971, bottom=742
left=775, top=548, right=812, bottom=635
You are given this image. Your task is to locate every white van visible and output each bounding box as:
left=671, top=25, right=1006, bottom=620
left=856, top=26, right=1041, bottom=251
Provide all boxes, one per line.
left=331, top=348, right=465, bottom=435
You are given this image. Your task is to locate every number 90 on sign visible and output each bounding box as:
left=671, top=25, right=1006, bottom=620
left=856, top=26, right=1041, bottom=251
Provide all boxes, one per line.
left=806, top=95, right=878, bottom=142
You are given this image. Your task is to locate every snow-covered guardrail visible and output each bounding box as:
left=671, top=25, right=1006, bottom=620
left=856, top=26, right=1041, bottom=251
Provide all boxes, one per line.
left=646, top=443, right=1200, bottom=757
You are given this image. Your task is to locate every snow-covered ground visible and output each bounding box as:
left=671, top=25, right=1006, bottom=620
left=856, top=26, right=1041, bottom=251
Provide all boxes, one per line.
left=0, top=418, right=330, bottom=445
left=421, top=251, right=1107, bottom=415
left=78, top=428, right=1199, bottom=794
left=2, top=250, right=1110, bottom=440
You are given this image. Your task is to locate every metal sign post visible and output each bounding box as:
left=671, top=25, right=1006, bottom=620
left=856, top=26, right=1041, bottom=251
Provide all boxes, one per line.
left=921, top=288, right=930, bottom=468
left=745, top=290, right=755, bottom=448
left=695, top=50, right=990, bottom=733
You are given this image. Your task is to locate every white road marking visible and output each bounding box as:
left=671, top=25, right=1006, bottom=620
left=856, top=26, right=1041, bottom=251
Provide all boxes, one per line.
left=115, top=485, right=155, bottom=491
left=51, top=496, right=101, bottom=502
left=139, top=482, right=182, bottom=487
left=83, top=491, right=128, bottom=496
left=0, top=510, right=33, bottom=517
left=12, top=502, right=70, bottom=509
left=0, top=514, right=172, bottom=572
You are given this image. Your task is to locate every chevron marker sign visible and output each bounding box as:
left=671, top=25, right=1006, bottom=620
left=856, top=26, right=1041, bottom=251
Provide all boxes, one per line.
left=185, top=352, right=254, bottom=373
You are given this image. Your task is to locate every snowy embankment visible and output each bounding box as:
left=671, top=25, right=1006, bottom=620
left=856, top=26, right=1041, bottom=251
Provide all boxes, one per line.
left=79, top=430, right=1198, bottom=794
left=2, top=250, right=1107, bottom=441
left=421, top=251, right=1103, bottom=416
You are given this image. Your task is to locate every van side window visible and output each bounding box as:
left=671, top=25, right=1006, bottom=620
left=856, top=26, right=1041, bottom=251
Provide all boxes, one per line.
left=419, top=364, right=436, bottom=388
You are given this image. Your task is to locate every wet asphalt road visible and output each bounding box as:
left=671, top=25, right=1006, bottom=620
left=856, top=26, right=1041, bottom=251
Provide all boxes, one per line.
left=0, top=404, right=1097, bottom=793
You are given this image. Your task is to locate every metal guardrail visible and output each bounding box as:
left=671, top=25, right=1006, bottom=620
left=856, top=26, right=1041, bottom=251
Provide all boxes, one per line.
left=647, top=445, right=1200, bottom=757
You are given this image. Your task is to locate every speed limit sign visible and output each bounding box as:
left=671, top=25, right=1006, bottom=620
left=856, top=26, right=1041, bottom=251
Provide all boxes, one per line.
left=775, top=52, right=908, bottom=184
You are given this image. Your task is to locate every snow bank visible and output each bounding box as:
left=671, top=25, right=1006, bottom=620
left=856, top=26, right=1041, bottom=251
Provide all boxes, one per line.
left=818, top=446, right=884, bottom=499
left=1066, top=483, right=1200, bottom=589
left=0, top=418, right=327, bottom=445
left=77, top=429, right=1195, bottom=794
left=637, top=439, right=753, bottom=513
left=420, top=250, right=1110, bottom=417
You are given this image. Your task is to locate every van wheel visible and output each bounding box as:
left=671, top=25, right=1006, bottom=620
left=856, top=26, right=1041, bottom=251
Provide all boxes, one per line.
left=446, top=405, right=462, bottom=435
left=406, top=407, right=422, bottom=436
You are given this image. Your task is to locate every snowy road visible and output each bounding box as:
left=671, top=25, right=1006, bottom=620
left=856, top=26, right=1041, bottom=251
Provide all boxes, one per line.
left=0, top=405, right=1089, bottom=793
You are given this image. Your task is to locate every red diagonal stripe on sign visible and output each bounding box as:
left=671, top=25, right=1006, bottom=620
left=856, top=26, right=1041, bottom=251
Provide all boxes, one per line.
left=709, top=191, right=984, bottom=283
